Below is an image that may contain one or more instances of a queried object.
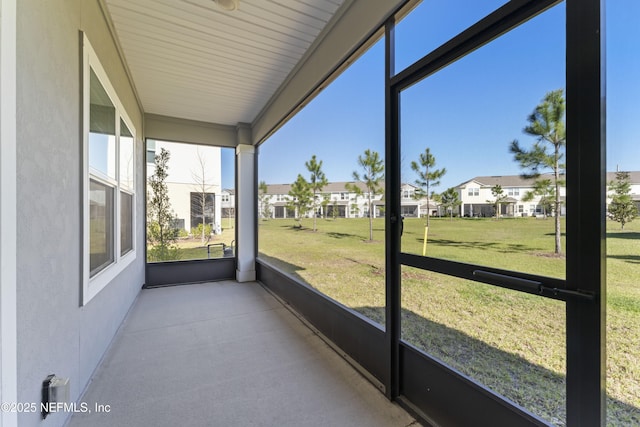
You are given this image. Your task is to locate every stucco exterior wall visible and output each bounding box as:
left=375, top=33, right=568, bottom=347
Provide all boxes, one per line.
left=16, top=1, right=144, bottom=425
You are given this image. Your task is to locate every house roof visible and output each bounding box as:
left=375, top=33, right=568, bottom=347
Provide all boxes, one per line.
left=457, top=175, right=538, bottom=188
left=459, top=171, right=640, bottom=189
left=264, top=181, right=375, bottom=195
left=606, top=171, right=640, bottom=184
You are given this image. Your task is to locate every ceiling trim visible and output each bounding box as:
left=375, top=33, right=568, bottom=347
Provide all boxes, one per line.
left=145, top=113, right=237, bottom=147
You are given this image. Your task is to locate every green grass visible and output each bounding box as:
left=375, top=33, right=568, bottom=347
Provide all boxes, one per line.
left=147, top=226, right=236, bottom=262
left=258, top=216, right=640, bottom=426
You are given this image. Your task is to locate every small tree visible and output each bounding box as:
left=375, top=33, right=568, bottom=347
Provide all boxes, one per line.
left=346, top=149, right=384, bottom=241
left=305, top=155, right=328, bottom=231
left=350, top=194, right=360, bottom=218
left=411, top=148, right=446, bottom=227
left=522, top=178, right=555, bottom=217
left=487, top=185, right=508, bottom=219
left=608, top=171, right=638, bottom=229
left=440, top=188, right=461, bottom=220
left=321, top=194, right=331, bottom=219
left=287, top=174, right=312, bottom=228
left=510, top=89, right=566, bottom=254
left=147, top=148, right=179, bottom=261
left=258, top=181, right=271, bottom=220
left=331, top=200, right=339, bottom=220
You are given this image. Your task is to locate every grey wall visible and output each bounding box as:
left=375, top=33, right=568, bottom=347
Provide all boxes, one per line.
left=16, top=1, right=144, bottom=425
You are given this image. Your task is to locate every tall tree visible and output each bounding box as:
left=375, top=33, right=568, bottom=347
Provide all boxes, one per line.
left=191, top=148, right=214, bottom=244
left=305, top=155, right=328, bottom=231
left=346, top=149, right=384, bottom=241
left=411, top=148, right=446, bottom=227
left=608, top=171, right=638, bottom=229
left=487, top=185, right=508, bottom=219
left=147, top=148, right=179, bottom=261
left=510, top=89, right=566, bottom=254
left=440, top=187, right=461, bottom=220
left=258, top=180, right=271, bottom=220
left=287, top=174, right=312, bottom=228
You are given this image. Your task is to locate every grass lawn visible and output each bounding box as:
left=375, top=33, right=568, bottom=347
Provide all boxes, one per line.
left=258, top=216, right=640, bottom=426
left=147, top=224, right=236, bottom=261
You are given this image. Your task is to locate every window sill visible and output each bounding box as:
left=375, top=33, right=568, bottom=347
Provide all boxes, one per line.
left=83, top=250, right=136, bottom=305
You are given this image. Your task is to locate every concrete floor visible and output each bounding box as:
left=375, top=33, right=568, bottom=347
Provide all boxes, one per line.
left=68, top=281, right=418, bottom=427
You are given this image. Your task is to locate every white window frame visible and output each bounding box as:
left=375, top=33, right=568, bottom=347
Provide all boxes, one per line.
left=82, top=35, right=136, bottom=305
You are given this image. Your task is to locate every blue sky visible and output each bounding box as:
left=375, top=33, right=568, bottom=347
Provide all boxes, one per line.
left=257, top=1, right=639, bottom=192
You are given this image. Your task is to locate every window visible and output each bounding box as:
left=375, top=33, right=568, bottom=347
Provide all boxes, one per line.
left=146, top=139, right=156, bottom=164
left=83, top=35, right=136, bottom=304
left=468, top=187, right=479, bottom=196
left=401, top=206, right=415, bottom=216
left=89, top=180, right=114, bottom=274
left=120, top=191, right=133, bottom=255
left=340, top=192, right=349, bottom=200
left=507, top=187, right=520, bottom=196
left=222, top=194, right=230, bottom=203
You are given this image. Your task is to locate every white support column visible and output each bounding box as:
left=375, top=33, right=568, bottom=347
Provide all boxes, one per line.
left=1, top=0, right=19, bottom=425
left=235, top=125, right=256, bottom=282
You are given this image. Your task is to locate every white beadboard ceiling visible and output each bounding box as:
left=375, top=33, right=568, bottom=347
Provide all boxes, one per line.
left=104, top=0, right=348, bottom=126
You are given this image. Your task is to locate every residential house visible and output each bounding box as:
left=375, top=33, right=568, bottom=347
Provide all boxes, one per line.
left=457, top=174, right=567, bottom=218
left=458, top=172, right=640, bottom=218
left=260, top=182, right=436, bottom=219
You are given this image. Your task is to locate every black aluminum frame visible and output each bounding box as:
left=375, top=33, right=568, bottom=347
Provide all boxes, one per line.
left=258, top=0, right=606, bottom=425
left=386, top=0, right=606, bottom=425
left=565, top=0, right=606, bottom=424
left=143, top=139, right=239, bottom=287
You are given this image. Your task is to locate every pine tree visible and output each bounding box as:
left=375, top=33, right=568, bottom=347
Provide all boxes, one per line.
left=287, top=174, right=312, bottom=228
left=608, top=172, right=638, bottom=230
left=440, top=187, right=461, bottom=221
left=411, top=148, right=446, bottom=227
left=346, top=149, right=384, bottom=241
left=305, top=155, right=328, bottom=231
left=487, top=185, right=508, bottom=219
left=510, top=89, right=566, bottom=254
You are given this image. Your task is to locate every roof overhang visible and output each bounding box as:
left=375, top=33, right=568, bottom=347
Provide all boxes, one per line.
left=102, top=0, right=415, bottom=146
